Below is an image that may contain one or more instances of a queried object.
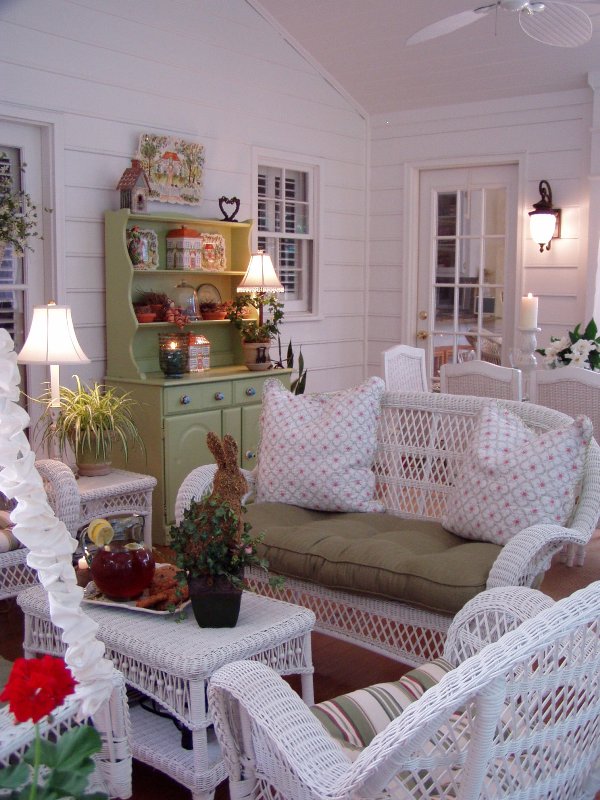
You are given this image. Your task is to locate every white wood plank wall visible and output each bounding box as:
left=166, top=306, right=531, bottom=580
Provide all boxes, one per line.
left=368, top=88, right=594, bottom=377
left=0, top=0, right=368, bottom=394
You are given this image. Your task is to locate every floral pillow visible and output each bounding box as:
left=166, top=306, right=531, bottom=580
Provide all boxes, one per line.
left=255, top=377, right=386, bottom=512
left=442, top=402, right=592, bottom=545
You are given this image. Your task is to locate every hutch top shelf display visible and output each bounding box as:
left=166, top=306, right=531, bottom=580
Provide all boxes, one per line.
left=105, top=209, right=252, bottom=381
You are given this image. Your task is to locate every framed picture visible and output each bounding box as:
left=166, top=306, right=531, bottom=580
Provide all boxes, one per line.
left=126, top=227, right=159, bottom=270
left=136, top=134, right=205, bottom=206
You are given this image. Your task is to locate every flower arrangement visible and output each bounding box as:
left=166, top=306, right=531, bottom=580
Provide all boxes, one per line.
left=0, top=154, right=40, bottom=255
left=0, top=655, right=106, bottom=800
left=536, top=319, right=600, bottom=370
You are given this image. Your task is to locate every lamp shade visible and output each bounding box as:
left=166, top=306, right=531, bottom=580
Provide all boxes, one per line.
left=237, top=252, right=284, bottom=294
left=17, top=303, right=90, bottom=366
left=529, top=212, right=558, bottom=248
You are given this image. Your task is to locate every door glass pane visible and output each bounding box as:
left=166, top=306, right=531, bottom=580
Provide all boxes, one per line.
left=485, top=187, right=506, bottom=235
left=437, top=193, right=456, bottom=235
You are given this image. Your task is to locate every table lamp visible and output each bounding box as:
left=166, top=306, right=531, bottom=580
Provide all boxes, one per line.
left=237, top=251, right=284, bottom=327
left=17, top=302, right=90, bottom=456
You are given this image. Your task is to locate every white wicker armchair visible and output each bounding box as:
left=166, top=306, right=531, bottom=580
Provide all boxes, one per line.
left=176, top=391, right=600, bottom=667
left=208, top=581, right=600, bottom=800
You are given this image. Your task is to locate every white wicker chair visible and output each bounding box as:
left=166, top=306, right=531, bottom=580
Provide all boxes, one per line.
left=530, top=366, right=600, bottom=566
left=440, top=360, right=522, bottom=400
left=382, top=345, right=428, bottom=392
left=177, top=391, right=600, bottom=667
left=208, top=581, right=600, bottom=800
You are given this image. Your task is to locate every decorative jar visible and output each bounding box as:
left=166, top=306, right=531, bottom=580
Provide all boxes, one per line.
left=171, top=281, right=200, bottom=321
left=166, top=226, right=202, bottom=270
left=188, top=333, right=210, bottom=372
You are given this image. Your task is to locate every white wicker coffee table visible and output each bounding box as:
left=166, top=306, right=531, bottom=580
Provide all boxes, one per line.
left=17, top=584, right=315, bottom=800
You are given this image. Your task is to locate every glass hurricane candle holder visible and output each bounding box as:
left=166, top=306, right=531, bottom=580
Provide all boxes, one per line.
left=158, top=333, right=189, bottom=378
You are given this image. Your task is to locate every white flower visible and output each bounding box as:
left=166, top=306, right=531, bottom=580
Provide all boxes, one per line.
left=570, top=339, right=596, bottom=357
left=546, top=337, right=570, bottom=357
left=565, top=350, right=589, bottom=367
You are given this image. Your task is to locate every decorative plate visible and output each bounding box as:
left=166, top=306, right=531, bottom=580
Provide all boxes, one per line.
left=83, top=582, right=190, bottom=616
left=196, top=283, right=222, bottom=305
left=126, top=227, right=159, bottom=270
left=200, top=233, right=226, bottom=271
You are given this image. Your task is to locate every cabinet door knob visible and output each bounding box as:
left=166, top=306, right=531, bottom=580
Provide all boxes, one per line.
left=245, top=387, right=257, bottom=397
left=245, top=450, right=256, bottom=460
left=214, top=391, right=225, bottom=401
left=180, top=395, right=191, bottom=405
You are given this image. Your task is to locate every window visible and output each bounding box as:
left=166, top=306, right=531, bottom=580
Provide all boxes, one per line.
left=256, top=159, right=318, bottom=315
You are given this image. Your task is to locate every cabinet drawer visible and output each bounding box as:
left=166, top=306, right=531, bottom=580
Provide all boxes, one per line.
left=233, top=375, right=271, bottom=405
left=164, top=381, right=233, bottom=414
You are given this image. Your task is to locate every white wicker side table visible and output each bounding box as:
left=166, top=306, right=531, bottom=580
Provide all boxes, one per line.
left=36, top=461, right=157, bottom=548
left=18, top=585, right=315, bottom=800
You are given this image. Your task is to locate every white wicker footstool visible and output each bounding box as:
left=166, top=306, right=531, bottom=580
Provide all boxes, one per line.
left=17, top=584, right=315, bottom=800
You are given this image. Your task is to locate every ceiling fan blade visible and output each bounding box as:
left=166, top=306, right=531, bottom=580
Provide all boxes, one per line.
left=519, top=2, right=593, bottom=46
left=406, top=9, right=490, bottom=45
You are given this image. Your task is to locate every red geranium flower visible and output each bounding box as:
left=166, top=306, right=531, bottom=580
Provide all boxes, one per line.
left=0, top=655, right=77, bottom=723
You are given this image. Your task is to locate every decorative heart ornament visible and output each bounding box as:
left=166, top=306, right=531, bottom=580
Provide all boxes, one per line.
left=218, top=196, right=240, bottom=222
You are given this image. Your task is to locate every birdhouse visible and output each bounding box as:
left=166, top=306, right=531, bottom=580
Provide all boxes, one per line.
left=116, top=159, right=150, bottom=212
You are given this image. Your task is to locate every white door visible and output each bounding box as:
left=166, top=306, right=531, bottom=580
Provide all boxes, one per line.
left=417, top=165, right=518, bottom=384
left=0, top=120, right=49, bottom=428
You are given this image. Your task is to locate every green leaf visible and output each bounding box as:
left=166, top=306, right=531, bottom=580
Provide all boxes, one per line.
left=0, top=762, right=29, bottom=789
left=52, top=726, right=102, bottom=771
left=584, top=318, right=598, bottom=340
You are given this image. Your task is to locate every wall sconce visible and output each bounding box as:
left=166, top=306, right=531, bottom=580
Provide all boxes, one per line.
left=528, top=180, right=561, bottom=252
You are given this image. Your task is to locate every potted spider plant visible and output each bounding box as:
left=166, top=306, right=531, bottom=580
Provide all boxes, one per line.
left=36, top=376, right=144, bottom=476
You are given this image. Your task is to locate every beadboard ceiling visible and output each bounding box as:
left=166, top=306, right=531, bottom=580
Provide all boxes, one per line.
left=250, top=0, right=600, bottom=115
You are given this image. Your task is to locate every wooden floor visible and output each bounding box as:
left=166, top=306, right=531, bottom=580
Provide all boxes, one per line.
left=2, top=531, right=599, bottom=800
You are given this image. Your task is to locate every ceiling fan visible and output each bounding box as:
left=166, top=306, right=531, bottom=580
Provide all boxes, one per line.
left=407, top=0, right=594, bottom=48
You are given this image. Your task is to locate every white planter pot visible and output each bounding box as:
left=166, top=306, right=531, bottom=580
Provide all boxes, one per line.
left=242, top=342, right=272, bottom=371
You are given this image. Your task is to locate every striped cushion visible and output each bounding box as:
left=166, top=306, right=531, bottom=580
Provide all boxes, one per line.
left=311, top=657, right=453, bottom=749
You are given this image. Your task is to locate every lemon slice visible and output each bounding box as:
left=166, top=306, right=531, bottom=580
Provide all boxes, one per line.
left=124, top=542, right=143, bottom=551
left=87, top=518, right=114, bottom=547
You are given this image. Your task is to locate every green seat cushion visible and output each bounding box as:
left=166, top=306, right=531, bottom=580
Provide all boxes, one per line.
left=245, top=503, right=501, bottom=615
left=311, top=657, right=453, bottom=748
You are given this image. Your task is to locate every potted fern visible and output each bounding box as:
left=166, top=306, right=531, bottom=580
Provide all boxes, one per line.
left=36, top=376, right=144, bottom=476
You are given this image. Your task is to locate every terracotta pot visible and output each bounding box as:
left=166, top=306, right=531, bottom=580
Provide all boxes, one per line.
left=76, top=440, right=112, bottom=477
left=242, top=341, right=272, bottom=371
left=136, top=312, right=156, bottom=323
left=201, top=310, right=227, bottom=320
left=187, top=573, right=242, bottom=627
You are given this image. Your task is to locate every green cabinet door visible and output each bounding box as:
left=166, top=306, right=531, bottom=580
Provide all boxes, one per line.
left=164, top=409, right=222, bottom=528
left=240, top=404, right=262, bottom=470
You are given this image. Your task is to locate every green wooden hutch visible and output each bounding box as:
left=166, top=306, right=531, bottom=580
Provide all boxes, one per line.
left=104, top=209, right=290, bottom=545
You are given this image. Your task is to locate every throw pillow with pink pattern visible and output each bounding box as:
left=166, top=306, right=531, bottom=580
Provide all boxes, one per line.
left=442, top=402, right=591, bottom=545
left=255, top=377, right=385, bottom=512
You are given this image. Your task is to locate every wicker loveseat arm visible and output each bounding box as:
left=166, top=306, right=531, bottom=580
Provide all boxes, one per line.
left=34, top=458, right=81, bottom=538
left=486, top=523, right=587, bottom=589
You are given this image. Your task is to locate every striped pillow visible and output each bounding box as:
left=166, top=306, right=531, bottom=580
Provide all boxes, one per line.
left=311, top=657, right=453, bottom=749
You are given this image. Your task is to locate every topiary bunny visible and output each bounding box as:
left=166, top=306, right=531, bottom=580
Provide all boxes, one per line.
left=169, top=433, right=261, bottom=587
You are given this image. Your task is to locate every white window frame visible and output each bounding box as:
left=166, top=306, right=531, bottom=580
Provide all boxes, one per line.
left=252, top=148, right=321, bottom=319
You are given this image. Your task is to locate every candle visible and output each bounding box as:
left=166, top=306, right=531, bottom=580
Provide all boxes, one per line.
left=520, top=293, right=538, bottom=329
left=78, top=556, right=89, bottom=570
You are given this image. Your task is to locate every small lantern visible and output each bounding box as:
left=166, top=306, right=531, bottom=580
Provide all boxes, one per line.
left=188, top=333, right=211, bottom=373
left=166, top=226, right=203, bottom=270
left=158, top=333, right=189, bottom=378
left=116, top=159, right=150, bottom=212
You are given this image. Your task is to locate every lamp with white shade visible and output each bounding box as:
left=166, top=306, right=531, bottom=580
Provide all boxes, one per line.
left=237, top=251, right=284, bottom=326
left=17, top=302, right=90, bottom=456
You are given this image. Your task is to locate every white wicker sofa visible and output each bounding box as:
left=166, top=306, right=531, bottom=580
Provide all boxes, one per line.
left=176, top=390, right=600, bottom=667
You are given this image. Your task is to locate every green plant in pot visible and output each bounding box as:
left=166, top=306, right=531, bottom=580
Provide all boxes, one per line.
left=227, top=251, right=285, bottom=371
left=169, top=432, right=281, bottom=627
left=36, top=376, right=144, bottom=476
